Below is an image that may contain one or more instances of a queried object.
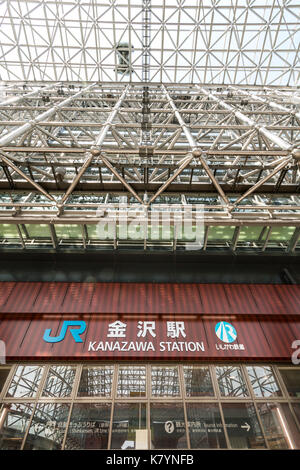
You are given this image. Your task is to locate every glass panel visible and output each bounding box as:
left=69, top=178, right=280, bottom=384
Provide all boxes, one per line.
left=0, top=224, right=19, bottom=239
left=42, top=366, right=76, bottom=398
left=23, top=224, right=50, bottom=239
left=238, top=226, right=265, bottom=242
left=111, top=403, right=147, bottom=450
left=183, top=366, right=214, bottom=397
left=246, top=366, right=282, bottom=398
left=186, top=403, right=227, bottom=449
left=6, top=365, right=44, bottom=398
left=77, top=366, right=114, bottom=397
left=0, top=368, right=10, bottom=393
left=0, top=403, right=34, bottom=450
left=151, top=366, right=180, bottom=397
left=54, top=224, right=82, bottom=239
left=292, top=403, right=300, bottom=427
left=256, top=402, right=291, bottom=449
left=268, top=227, right=295, bottom=242
left=65, top=403, right=111, bottom=450
left=150, top=403, right=187, bottom=449
left=215, top=366, right=249, bottom=397
left=23, top=403, right=70, bottom=450
left=207, top=226, right=235, bottom=242
left=86, top=223, right=114, bottom=240
left=279, top=403, right=300, bottom=449
left=117, top=366, right=146, bottom=398
left=279, top=369, right=300, bottom=397
left=222, top=403, right=266, bottom=449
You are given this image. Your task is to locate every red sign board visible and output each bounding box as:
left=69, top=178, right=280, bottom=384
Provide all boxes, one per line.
left=1, top=315, right=299, bottom=361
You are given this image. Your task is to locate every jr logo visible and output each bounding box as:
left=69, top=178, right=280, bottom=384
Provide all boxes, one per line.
left=43, top=321, right=86, bottom=343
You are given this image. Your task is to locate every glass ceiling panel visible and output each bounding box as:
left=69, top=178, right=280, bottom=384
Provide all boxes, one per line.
left=0, top=0, right=298, bottom=86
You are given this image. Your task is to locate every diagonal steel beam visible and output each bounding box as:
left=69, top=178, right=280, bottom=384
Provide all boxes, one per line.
left=232, top=156, right=293, bottom=207
left=59, top=85, right=138, bottom=205
left=199, top=86, right=293, bottom=151
left=0, top=82, right=61, bottom=106
left=0, top=149, right=56, bottom=202
left=149, top=85, right=229, bottom=206
left=228, top=86, right=300, bottom=121
left=0, top=82, right=97, bottom=147
left=100, top=155, right=144, bottom=205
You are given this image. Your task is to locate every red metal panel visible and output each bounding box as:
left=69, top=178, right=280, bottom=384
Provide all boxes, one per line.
left=0, top=282, right=16, bottom=308
left=0, top=282, right=298, bottom=316
left=118, top=283, right=149, bottom=314
left=89, top=283, right=121, bottom=313
left=172, top=283, right=203, bottom=314
left=259, top=317, right=300, bottom=360
left=197, top=284, right=232, bottom=314
left=32, top=282, right=69, bottom=313
left=61, top=283, right=95, bottom=313
left=248, top=285, right=286, bottom=315
left=3, top=282, right=42, bottom=313
left=276, top=285, right=300, bottom=314
left=223, top=284, right=259, bottom=314
left=1, top=314, right=299, bottom=361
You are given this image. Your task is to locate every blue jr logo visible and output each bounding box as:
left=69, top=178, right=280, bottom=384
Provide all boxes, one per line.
left=43, top=321, right=86, bottom=343
left=215, top=321, right=237, bottom=343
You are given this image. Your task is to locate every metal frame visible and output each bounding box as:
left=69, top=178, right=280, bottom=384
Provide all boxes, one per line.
left=0, top=1, right=299, bottom=86
left=1, top=362, right=300, bottom=450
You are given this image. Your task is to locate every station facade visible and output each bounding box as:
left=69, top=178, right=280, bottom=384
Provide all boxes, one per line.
left=0, top=281, right=300, bottom=450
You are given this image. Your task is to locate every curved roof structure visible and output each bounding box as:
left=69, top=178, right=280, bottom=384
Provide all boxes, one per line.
left=0, top=0, right=299, bottom=254
left=0, top=0, right=299, bottom=86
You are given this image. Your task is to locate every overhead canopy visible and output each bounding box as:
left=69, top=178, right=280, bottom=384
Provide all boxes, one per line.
left=0, top=0, right=299, bottom=86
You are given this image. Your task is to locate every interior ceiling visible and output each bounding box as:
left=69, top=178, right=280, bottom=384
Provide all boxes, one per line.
left=0, top=0, right=299, bottom=86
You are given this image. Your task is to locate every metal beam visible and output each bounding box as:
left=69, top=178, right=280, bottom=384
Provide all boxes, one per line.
left=0, top=83, right=60, bottom=106
left=0, top=83, right=96, bottom=147
left=59, top=85, right=131, bottom=205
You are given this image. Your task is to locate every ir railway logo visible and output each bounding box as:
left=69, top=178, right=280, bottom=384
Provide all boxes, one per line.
left=215, top=321, right=237, bottom=343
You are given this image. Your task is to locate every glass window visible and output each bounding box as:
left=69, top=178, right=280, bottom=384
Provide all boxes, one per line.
left=0, top=403, right=34, bottom=450
left=6, top=365, right=44, bottom=398
left=216, top=366, right=249, bottom=397
left=279, top=369, right=300, bottom=397
left=186, top=403, right=227, bottom=449
left=77, top=366, right=114, bottom=397
left=117, top=366, right=146, bottom=398
left=238, top=226, right=265, bottom=242
left=111, top=403, right=147, bottom=450
left=0, top=368, right=10, bottom=394
left=207, top=226, right=235, bottom=242
left=23, top=224, right=50, bottom=239
left=292, top=403, right=300, bottom=427
left=54, top=224, right=82, bottom=239
left=0, top=224, right=19, bottom=239
left=279, top=403, right=300, bottom=449
left=151, top=366, right=180, bottom=397
left=183, top=366, right=214, bottom=397
left=65, top=403, right=111, bottom=450
left=24, top=403, right=70, bottom=450
left=256, top=402, right=291, bottom=449
left=246, top=366, right=282, bottom=398
left=222, top=403, right=266, bottom=449
left=42, top=366, right=76, bottom=398
left=150, top=403, right=187, bottom=449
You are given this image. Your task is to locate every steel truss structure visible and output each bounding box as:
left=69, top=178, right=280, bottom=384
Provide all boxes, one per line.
left=0, top=81, right=299, bottom=253
left=0, top=0, right=299, bottom=86
left=0, top=0, right=299, bottom=253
